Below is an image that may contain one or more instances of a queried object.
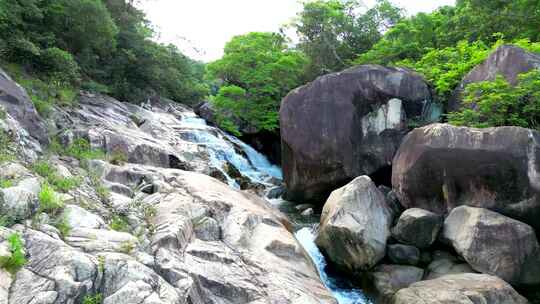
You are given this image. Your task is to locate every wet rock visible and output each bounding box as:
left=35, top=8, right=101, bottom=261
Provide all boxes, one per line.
left=393, top=273, right=528, bottom=304
left=450, top=45, right=540, bottom=111
left=387, top=244, right=420, bottom=266
left=281, top=65, right=432, bottom=203
left=391, top=208, right=442, bottom=249
left=316, top=176, right=393, bottom=272
left=266, top=185, right=285, bottom=199
left=392, top=123, right=540, bottom=229
left=442, top=206, right=540, bottom=285
left=301, top=208, right=314, bottom=217
left=369, top=264, right=424, bottom=303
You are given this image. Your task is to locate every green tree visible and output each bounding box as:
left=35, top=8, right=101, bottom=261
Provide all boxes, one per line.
left=294, top=0, right=402, bottom=77
left=448, top=70, right=540, bottom=129
left=206, top=32, right=308, bottom=134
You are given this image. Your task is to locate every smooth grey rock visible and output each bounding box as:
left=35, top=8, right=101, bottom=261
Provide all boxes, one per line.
left=316, top=176, right=393, bottom=272
left=391, top=208, right=442, bottom=248
left=0, top=182, right=40, bottom=222
left=9, top=229, right=99, bottom=304
left=281, top=65, right=432, bottom=203
left=392, top=123, right=540, bottom=230
left=0, top=67, right=48, bottom=144
left=101, top=253, right=181, bottom=304
left=0, top=163, right=30, bottom=180
left=64, top=205, right=106, bottom=229
left=442, top=206, right=540, bottom=285
left=392, top=273, right=528, bottom=304
left=369, top=264, right=423, bottom=303
left=65, top=228, right=139, bottom=253
left=387, top=244, right=420, bottom=266
left=192, top=216, right=221, bottom=241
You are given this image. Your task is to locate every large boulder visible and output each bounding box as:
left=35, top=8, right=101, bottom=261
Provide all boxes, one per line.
left=368, top=264, right=424, bottom=303
left=316, top=176, right=393, bottom=273
left=280, top=65, right=432, bottom=202
left=0, top=68, right=48, bottom=144
left=391, top=208, right=442, bottom=249
left=392, top=123, right=540, bottom=229
left=387, top=244, right=420, bottom=266
left=392, top=273, right=528, bottom=304
left=442, top=206, right=540, bottom=285
left=450, top=45, right=540, bottom=111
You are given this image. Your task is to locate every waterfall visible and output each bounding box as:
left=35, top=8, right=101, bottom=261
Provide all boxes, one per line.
left=178, top=114, right=281, bottom=188
left=181, top=113, right=371, bottom=304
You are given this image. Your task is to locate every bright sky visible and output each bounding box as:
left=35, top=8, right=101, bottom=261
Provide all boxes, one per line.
left=139, top=0, right=456, bottom=62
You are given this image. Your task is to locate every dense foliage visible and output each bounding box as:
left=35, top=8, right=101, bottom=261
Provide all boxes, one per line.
left=206, top=32, right=307, bottom=134
left=0, top=0, right=207, bottom=106
left=448, top=70, right=540, bottom=129
left=293, top=0, right=402, bottom=77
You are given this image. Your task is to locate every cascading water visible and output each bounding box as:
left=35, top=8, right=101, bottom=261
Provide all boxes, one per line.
left=181, top=113, right=371, bottom=304
left=296, top=228, right=373, bottom=304
left=178, top=114, right=281, bottom=188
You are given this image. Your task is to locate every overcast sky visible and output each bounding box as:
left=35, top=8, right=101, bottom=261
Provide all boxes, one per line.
left=139, top=0, right=455, bottom=62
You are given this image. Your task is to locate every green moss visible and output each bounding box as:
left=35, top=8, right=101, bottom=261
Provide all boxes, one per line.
left=0, top=233, right=27, bottom=274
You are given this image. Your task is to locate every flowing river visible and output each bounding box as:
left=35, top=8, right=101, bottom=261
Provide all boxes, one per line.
left=180, top=114, right=372, bottom=304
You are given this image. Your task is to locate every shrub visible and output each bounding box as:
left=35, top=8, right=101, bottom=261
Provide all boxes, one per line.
left=65, top=138, right=105, bottom=161
left=81, top=80, right=110, bottom=94
left=32, top=160, right=80, bottom=193
left=0, top=233, right=27, bottom=274
left=0, top=130, right=14, bottom=163
left=53, top=214, right=71, bottom=238
left=448, top=70, right=540, bottom=129
left=0, top=179, right=13, bottom=188
left=88, top=169, right=109, bottom=203
left=38, top=183, right=63, bottom=213
left=398, top=40, right=490, bottom=102
left=83, top=293, right=103, bottom=304
left=39, top=47, right=81, bottom=84
left=110, top=215, right=129, bottom=232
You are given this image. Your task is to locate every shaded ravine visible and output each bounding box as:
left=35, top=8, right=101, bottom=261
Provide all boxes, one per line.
left=179, top=114, right=371, bottom=303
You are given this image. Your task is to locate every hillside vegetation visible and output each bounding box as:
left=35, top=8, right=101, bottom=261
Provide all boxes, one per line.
left=3, top=0, right=540, bottom=132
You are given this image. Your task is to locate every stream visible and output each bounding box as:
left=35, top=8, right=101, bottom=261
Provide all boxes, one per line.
left=179, top=114, right=372, bottom=304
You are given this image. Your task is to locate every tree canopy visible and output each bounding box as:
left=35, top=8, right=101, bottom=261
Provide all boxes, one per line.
left=0, top=0, right=208, bottom=107
left=206, top=32, right=307, bottom=134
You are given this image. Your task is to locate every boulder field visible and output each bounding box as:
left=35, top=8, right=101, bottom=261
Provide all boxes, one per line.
left=307, top=45, right=540, bottom=303
left=0, top=67, right=336, bottom=304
